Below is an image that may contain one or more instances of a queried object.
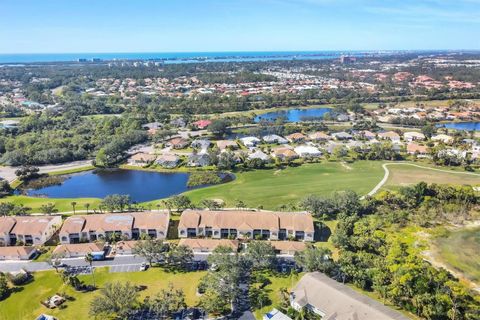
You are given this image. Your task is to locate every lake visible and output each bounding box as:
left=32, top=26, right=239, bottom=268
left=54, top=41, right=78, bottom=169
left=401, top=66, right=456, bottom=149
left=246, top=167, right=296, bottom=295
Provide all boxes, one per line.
left=254, top=107, right=331, bottom=123
left=26, top=169, right=193, bottom=202
left=437, top=122, right=480, bottom=131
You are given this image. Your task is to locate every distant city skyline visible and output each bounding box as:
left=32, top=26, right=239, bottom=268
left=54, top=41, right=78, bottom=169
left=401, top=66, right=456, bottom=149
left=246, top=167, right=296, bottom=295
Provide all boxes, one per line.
left=1, top=0, right=479, bottom=54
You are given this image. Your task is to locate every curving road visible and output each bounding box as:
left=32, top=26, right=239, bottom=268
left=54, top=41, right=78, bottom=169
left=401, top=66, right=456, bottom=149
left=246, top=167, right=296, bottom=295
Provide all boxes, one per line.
left=362, top=162, right=480, bottom=199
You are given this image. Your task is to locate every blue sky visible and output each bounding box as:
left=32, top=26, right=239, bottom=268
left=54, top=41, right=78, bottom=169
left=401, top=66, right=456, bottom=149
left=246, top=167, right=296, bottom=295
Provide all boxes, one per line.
left=1, top=0, right=479, bottom=53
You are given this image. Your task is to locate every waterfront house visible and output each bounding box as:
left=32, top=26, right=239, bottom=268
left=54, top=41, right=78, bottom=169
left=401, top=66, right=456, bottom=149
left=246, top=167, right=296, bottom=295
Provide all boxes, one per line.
left=0, top=216, right=62, bottom=246
left=272, top=147, right=299, bottom=161
left=378, top=131, right=401, bottom=142
left=331, top=132, right=353, bottom=140
left=187, top=153, right=211, bottom=167
left=178, top=210, right=315, bottom=241
left=59, top=212, right=170, bottom=244
left=156, top=154, right=180, bottom=168
left=290, top=272, right=409, bottom=320
left=248, top=150, right=271, bottom=162
left=191, top=139, right=211, bottom=150
left=432, top=134, right=454, bottom=144
left=216, top=140, right=238, bottom=151
left=128, top=153, right=156, bottom=166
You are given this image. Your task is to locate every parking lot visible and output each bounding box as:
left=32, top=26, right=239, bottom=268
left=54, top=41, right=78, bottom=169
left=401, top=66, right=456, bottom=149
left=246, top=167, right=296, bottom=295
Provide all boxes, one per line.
left=64, top=265, right=92, bottom=275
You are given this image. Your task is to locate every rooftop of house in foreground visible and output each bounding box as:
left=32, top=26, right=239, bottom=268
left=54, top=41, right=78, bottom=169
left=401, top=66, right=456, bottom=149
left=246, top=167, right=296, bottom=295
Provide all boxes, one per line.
left=292, top=272, right=410, bottom=320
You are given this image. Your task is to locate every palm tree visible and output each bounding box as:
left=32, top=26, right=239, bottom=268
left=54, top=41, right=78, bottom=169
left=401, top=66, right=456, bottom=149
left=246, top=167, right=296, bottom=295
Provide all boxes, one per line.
left=71, top=201, right=77, bottom=215
left=85, top=203, right=90, bottom=214
left=85, top=252, right=96, bottom=287
left=156, top=203, right=161, bottom=212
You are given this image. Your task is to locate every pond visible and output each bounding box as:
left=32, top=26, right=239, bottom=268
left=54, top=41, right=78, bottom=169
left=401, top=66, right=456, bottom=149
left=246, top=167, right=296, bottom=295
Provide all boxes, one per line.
left=254, top=107, right=331, bottom=123
left=26, top=169, right=196, bottom=202
left=436, top=122, right=480, bottom=131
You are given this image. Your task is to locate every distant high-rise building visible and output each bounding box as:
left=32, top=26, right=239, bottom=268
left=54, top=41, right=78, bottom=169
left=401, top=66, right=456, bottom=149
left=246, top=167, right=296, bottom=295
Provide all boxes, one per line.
left=340, top=55, right=356, bottom=64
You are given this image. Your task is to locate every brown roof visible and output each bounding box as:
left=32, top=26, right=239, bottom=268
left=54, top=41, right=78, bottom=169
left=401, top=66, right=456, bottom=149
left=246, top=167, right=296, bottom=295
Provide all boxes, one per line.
left=270, top=241, right=306, bottom=253
left=178, top=238, right=239, bottom=251
left=0, top=217, right=16, bottom=234
left=9, top=216, right=59, bottom=236
left=60, top=212, right=169, bottom=234
left=53, top=243, right=104, bottom=256
left=309, top=132, right=331, bottom=140
left=156, top=154, right=179, bottom=162
left=169, top=137, right=189, bottom=146
left=273, top=147, right=298, bottom=158
left=0, top=246, right=36, bottom=258
left=179, top=210, right=314, bottom=232
left=115, top=240, right=139, bottom=252
left=216, top=140, right=238, bottom=150
left=407, top=143, right=428, bottom=154
left=378, top=131, right=400, bottom=139
left=130, top=153, right=156, bottom=162
left=286, top=132, right=307, bottom=141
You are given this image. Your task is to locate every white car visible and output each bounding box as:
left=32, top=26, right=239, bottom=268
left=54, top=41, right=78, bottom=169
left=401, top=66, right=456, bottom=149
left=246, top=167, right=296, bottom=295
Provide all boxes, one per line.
left=139, top=263, right=148, bottom=271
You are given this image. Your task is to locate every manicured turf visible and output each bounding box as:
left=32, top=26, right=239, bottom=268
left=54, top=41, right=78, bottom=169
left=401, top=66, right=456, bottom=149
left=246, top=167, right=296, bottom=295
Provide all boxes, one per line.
left=0, top=195, right=101, bottom=213
left=253, top=271, right=302, bottom=319
left=182, top=161, right=384, bottom=210
left=0, top=267, right=206, bottom=320
left=385, top=164, right=480, bottom=189
left=435, top=228, right=480, bottom=284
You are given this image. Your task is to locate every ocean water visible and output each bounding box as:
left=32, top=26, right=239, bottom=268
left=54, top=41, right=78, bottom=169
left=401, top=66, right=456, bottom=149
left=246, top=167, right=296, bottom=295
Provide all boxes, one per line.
left=0, top=51, right=380, bottom=64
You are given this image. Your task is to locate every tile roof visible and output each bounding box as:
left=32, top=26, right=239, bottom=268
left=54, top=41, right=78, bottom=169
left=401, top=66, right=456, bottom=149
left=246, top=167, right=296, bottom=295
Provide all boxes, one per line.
left=178, top=238, right=239, bottom=251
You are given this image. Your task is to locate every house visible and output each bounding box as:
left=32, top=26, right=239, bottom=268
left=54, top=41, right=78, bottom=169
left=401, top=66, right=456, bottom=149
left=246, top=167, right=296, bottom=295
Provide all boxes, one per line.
left=114, top=240, right=139, bottom=255
left=192, top=119, right=212, bottom=129
left=170, top=117, right=186, bottom=128
left=286, top=132, right=307, bottom=143
left=142, top=122, right=163, bottom=134
left=270, top=241, right=306, bottom=255
left=128, top=153, right=156, bottom=166
left=357, top=130, right=376, bottom=140
left=263, top=308, right=292, bottom=320
left=156, top=154, right=180, bottom=168
left=331, top=132, right=353, bottom=140
left=216, top=140, right=238, bottom=151
left=58, top=212, right=170, bottom=244
left=0, top=216, right=62, bottom=246
left=167, top=137, right=190, bottom=149
left=187, top=154, right=211, bottom=167
left=291, top=272, right=409, bottom=320
left=404, top=131, right=425, bottom=142
left=53, top=243, right=105, bottom=258
left=248, top=150, right=271, bottom=162
left=293, top=145, right=322, bottom=158
left=272, top=147, right=299, bottom=161
left=178, top=238, right=239, bottom=253
left=432, top=134, right=454, bottom=144
left=178, top=210, right=315, bottom=241
left=308, top=132, right=331, bottom=142
left=191, top=139, right=211, bottom=150
left=407, top=143, right=429, bottom=156
left=336, top=114, right=350, bottom=122
left=240, top=136, right=261, bottom=148
left=378, top=131, right=401, bottom=142
left=0, top=246, right=37, bottom=260
left=263, top=134, right=288, bottom=144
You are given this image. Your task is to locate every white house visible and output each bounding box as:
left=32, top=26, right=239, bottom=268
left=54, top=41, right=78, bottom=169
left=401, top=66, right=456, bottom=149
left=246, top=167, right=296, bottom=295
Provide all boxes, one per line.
left=404, top=131, right=425, bottom=142
left=263, top=134, right=288, bottom=144
left=294, top=145, right=322, bottom=158
left=0, top=216, right=62, bottom=246
left=240, top=136, right=261, bottom=148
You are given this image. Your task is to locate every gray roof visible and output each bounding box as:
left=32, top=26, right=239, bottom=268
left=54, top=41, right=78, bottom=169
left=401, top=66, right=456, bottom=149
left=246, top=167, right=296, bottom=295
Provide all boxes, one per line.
left=291, top=272, right=410, bottom=320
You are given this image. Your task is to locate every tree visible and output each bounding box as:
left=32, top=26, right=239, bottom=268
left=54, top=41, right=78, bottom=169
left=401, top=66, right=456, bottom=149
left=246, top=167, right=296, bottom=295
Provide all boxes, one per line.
left=0, top=272, right=9, bottom=301
left=235, top=199, right=247, bottom=210
left=49, top=252, right=65, bottom=273
left=85, top=202, right=90, bottom=213
left=147, top=283, right=186, bottom=319
left=101, top=194, right=131, bottom=212
left=199, top=289, right=231, bottom=316
left=14, top=166, right=40, bottom=181
left=294, top=246, right=334, bottom=273
left=71, top=201, right=77, bottom=214
left=90, top=282, right=139, bottom=319
left=132, top=238, right=168, bottom=266
left=207, top=119, right=230, bottom=138
left=85, top=252, right=96, bottom=287
left=40, top=203, right=58, bottom=215
left=249, top=286, right=271, bottom=310
left=167, top=244, right=194, bottom=270
left=217, top=151, right=237, bottom=170
left=0, top=178, right=12, bottom=198
left=207, top=246, right=236, bottom=270
left=245, top=241, right=276, bottom=270
left=201, top=199, right=224, bottom=210
left=0, top=202, right=14, bottom=217
left=166, top=195, right=192, bottom=212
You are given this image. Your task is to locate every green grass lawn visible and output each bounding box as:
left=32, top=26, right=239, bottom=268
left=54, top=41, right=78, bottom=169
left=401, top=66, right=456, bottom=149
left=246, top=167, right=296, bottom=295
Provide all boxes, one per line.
left=253, top=271, right=303, bottom=319
left=0, top=267, right=206, bottom=320
left=434, top=227, right=480, bottom=284
left=0, top=195, right=102, bottom=213
left=182, top=161, right=384, bottom=210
